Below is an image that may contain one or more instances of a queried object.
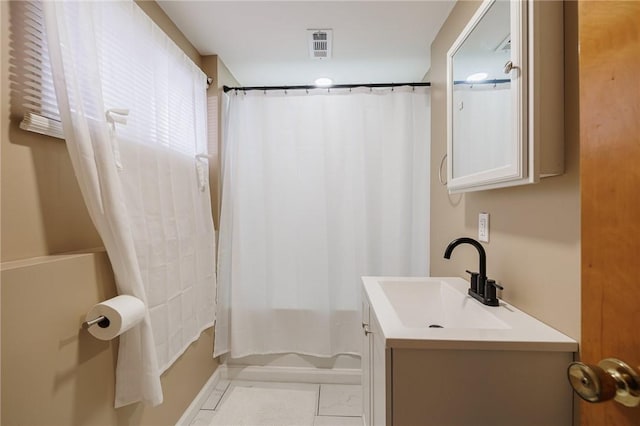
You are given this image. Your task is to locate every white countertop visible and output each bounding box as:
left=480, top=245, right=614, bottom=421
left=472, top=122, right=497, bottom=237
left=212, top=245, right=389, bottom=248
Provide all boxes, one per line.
left=362, top=276, right=578, bottom=352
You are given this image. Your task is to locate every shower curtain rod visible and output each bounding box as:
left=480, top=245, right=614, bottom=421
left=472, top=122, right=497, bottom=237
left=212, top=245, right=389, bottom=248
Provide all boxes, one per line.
left=453, top=79, right=511, bottom=85
left=223, top=82, right=430, bottom=93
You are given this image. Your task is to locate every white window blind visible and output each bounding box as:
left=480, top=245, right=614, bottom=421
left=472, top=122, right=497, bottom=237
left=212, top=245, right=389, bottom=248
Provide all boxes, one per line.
left=17, top=1, right=63, bottom=139
left=16, top=0, right=211, bottom=157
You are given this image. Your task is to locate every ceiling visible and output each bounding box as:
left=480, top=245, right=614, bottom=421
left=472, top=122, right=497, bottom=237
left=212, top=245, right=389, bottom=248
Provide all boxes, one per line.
left=157, top=1, right=456, bottom=87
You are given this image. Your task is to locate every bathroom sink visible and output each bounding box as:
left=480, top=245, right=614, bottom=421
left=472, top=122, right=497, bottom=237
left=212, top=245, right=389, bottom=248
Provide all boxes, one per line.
left=379, top=279, right=509, bottom=329
left=362, top=276, right=577, bottom=351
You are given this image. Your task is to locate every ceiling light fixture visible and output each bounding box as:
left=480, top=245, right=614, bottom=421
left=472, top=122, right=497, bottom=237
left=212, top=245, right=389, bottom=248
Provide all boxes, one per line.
left=466, top=72, right=489, bottom=82
left=314, top=77, right=333, bottom=87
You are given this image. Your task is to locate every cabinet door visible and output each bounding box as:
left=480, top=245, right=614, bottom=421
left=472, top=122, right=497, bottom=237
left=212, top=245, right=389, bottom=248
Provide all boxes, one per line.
left=362, top=299, right=372, bottom=426
left=446, top=0, right=564, bottom=193
left=447, top=0, right=527, bottom=192
left=371, top=313, right=387, bottom=426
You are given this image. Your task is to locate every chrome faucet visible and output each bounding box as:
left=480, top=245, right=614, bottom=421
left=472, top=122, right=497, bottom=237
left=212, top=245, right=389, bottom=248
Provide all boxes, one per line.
left=443, top=237, right=503, bottom=306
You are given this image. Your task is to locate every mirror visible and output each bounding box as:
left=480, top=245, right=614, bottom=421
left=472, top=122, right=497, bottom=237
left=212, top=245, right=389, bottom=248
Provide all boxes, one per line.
left=446, top=0, right=527, bottom=192
left=452, top=0, right=512, bottom=179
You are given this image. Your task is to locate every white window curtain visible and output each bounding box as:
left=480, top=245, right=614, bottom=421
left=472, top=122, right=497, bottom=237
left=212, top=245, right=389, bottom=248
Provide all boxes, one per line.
left=215, top=87, right=430, bottom=358
left=43, top=0, right=216, bottom=407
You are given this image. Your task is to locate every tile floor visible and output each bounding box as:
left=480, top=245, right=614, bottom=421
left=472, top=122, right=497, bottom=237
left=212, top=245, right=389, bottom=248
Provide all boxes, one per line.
left=190, top=380, right=363, bottom=426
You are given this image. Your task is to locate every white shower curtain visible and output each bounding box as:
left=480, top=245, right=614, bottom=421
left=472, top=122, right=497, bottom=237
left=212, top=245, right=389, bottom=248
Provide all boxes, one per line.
left=452, top=84, right=512, bottom=177
left=216, top=86, right=430, bottom=358
left=44, top=0, right=216, bottom=407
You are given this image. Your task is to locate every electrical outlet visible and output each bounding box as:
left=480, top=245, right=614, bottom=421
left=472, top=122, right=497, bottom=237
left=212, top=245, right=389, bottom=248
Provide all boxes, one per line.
left=478, top=212, right=489, bottom=242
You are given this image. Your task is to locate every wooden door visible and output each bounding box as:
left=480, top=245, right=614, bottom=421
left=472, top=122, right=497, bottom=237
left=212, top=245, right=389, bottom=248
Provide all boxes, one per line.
left=579, top=1, right=640, bottom=424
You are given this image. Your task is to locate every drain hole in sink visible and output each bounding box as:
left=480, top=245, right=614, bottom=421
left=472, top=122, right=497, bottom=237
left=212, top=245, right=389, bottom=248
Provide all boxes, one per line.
left=428, top=324, right=444, bottom=328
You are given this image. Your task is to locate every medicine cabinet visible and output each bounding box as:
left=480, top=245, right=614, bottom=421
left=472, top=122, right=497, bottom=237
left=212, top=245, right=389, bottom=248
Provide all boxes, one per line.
left=446, top=0, right=564, bottom=193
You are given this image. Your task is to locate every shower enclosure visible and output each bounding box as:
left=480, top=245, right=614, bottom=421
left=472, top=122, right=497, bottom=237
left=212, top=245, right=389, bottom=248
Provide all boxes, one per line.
left=215, top=85, right=431, bottom=377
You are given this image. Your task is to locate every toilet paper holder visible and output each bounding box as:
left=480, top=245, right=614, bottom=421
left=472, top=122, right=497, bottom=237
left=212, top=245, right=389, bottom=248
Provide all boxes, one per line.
left=83, top=315, right=110, bottom=329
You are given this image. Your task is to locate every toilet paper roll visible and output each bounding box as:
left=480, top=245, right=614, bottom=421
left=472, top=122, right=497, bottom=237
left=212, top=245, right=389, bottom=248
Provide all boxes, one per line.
left=85, top=295, right=146, bottom=341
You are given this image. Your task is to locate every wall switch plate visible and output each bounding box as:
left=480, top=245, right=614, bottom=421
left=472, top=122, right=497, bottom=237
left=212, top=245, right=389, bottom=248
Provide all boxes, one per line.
left=478, top=212, right=489, bottom=242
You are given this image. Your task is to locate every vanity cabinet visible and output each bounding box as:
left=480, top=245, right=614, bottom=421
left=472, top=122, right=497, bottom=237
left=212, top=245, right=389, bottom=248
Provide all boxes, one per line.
left=446, top=0, right=564, bottom=193
left=362, top=298, right=390, bottom=426
left=362, top=300, right=372, bottom=426
left=361, top=286, right=574, bottom=426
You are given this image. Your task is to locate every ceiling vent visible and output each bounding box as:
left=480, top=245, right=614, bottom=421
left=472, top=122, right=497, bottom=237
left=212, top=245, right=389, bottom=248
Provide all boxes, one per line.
left=308, top=29, right=332, bottom=60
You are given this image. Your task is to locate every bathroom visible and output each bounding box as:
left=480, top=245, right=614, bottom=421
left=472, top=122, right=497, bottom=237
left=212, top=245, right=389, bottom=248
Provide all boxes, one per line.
left=1, top=0, right=637, bottom=425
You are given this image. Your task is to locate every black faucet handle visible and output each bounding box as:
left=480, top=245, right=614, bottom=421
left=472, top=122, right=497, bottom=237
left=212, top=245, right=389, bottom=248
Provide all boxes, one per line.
left=487, top=280, right=504, bottom=290
left=484, top=279, right=503, bottom=306
left=465, top=270, right=479, bottom=293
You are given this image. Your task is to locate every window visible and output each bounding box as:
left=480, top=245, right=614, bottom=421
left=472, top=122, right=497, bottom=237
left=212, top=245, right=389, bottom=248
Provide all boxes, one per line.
left=14, top=1, right=63, bottom=138
left=13, top=0, right=210, bottom=161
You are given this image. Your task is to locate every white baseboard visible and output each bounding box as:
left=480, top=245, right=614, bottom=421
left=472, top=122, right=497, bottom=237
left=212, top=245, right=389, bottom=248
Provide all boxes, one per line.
left=175, top=367, right=222, bottom=426
left=221, top=364, right=361, bottom=385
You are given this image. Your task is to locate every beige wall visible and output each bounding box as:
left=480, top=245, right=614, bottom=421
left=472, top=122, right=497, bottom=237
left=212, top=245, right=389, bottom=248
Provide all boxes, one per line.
left=1, top=1, right=218, bottom=425
left=429, top=1, right=580, bottom=340
left=200, top=55, right=240, bottom=229
left=1, top=251, right=217, bottom=426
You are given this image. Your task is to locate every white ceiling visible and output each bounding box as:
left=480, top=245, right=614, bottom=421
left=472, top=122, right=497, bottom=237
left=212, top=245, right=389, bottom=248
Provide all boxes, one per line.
left=157, top=1, right=456, bottom=87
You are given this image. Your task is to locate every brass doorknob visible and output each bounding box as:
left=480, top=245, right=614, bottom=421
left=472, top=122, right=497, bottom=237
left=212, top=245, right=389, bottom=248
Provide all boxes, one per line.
left=503, top=60, right=518, bottom=74
left=568, top=358, right=640, bottom=407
